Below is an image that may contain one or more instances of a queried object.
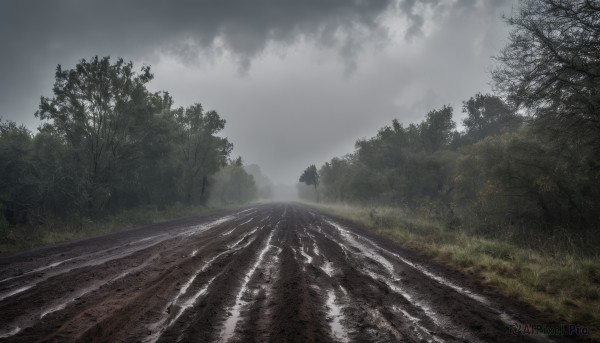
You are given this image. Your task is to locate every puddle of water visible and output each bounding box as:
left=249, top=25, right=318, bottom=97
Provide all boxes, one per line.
left=40, top=303, right=66, bottom=319
left=391, top=305, right=446, bottom=343
left=321, top=261, right=335, bottom=277
left=133, top=234, right=169, bottom=244
left=38, top=254, right=160, bottom=321
left=386, top=250, right=489, bottom=305
left=326, top=219, right=504, bottom=342
left=182, top=215, right=236, bottom=237
left=222, top=218, right=254, bottom=236
left=145, top=245, right=243, bottom=343
left=325, top=220, right=448, bottom=330
left=0, top=327, right=21, bottom=338
left=327, top=220, right=490, bottom=305
left=365, top=307, right=403, bottom=341
left=0, top=285, right=32, bottom=302
left=0, top=258, right=78, bottom=284
left=326, top=289, right=349, bottom=342
left=298, top=238, right=313, bottom=265
left=310, top=236, right=321, bottom=257
left=326, top=221, right=395, bottom=275
left=363, top=268, right=445, bottom=328
left=170, top=276, right=216, bottom=324
left=1, top=214, right=238, bottom=303
left=221, top=229, right=275, bottom=342
left=144, top=276, right=216, bottom=343
left=228, top=227, right=260, bottom=249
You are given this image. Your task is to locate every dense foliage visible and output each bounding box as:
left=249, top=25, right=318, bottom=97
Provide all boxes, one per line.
left=304, top=95, right=598, bottom=243
left=0, top=56, right=257, bottom=226
left=299, top=0, right=600, bottom=249
left=299, top=165, right=320, bottom=202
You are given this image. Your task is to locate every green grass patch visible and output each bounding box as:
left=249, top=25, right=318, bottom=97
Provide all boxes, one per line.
left=309, top=202, right=600, bottom=341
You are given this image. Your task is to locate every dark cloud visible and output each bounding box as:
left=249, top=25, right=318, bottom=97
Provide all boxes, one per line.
left=0, top=0, right=515, bottom=183
left=0, top=0, right=399, bottom=122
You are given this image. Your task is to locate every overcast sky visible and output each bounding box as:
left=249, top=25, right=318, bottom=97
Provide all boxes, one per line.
left=0, top=0, right=515, bottom=184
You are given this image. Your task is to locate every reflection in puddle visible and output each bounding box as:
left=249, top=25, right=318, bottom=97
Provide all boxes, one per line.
left=326, top=289, right=349, bottom=342
left=221, top=229, right=275, bottom=342
left=0, top=285, right=32, bottom=302
left=0, top=326, right=21, bottom=339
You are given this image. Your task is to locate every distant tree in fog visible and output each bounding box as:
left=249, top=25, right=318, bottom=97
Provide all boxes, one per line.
left=299, top=165, right=320, bottom=202
left=244, top=164, right=273, bottom=199
left=209, top=157, right=257, bottom=205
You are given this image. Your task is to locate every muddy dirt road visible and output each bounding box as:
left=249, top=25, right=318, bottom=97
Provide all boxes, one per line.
left=0, top=203, right=575, bottom=342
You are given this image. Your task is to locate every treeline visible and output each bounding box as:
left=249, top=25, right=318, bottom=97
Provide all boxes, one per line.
left=0, top=56, right=259, bottom=226
left=300, top=0, right=600, bottom=247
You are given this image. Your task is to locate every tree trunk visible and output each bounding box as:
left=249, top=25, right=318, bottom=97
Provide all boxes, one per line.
left=200, top=175, right=208, bottom=204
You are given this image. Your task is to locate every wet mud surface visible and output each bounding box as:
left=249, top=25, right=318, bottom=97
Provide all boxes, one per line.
left=0, top=203, right=582, bottom=342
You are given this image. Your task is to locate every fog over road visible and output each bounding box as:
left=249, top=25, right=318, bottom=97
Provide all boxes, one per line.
left=0, top=204, right=569, bottom=342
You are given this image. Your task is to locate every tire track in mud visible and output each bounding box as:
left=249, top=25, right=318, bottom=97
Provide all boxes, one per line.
left=0, top=204, right=579, bottom=342
left=0, top=208, right=265, bottom=341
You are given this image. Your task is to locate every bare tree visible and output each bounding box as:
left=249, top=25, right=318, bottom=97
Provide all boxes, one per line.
left=492, top=0, right=600, bottom=150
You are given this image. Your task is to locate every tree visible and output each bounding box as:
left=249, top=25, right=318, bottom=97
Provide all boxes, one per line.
left=0, top=120, right=37, bottom=224
left=0, top=55, right=256, bottom=235
left=319, top=156, right=351, bottom=202
left=492, top=0, right=600, bottom=152
left=299, top=165, right=320, bottom=202
left=209, top=157, right=256, bottom=205
left=453, top=129, right=600, bottom=231
left=174, top=103, right=232, bottom=205
left=420, top=105, right=456, bottom=151
left=36, top=56, right=154, bottom=212
left=461, top=93, right=521, bottom=143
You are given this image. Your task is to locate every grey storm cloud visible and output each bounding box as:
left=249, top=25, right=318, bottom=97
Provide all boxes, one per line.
left=0, top=0, right=514, bottom=184
left=1, top=1, right=395, bottom=78
left=0, top=0, right=407, bottom=125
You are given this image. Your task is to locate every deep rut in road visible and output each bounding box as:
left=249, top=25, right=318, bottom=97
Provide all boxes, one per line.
left=0, top=204, right=578, bottom=342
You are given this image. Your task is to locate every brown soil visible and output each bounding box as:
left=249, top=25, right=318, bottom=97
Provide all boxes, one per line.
left=0, top=203, right=588, bottom=342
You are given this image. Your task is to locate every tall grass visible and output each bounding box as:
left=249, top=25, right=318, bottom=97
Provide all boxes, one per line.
left=311, top=202, right=600, bottom=341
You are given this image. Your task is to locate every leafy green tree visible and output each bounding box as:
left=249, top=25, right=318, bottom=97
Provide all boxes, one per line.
left=0, top=55, right=257, bottom=238
left=36, top=56, right=154, bottom=212
left=173, top=103, right=232, bottom=205
left=454, top=128, right=600, bottom=231
left=420, top=105, right=456, bottom=151
left=319, top=156, right=351, bottom=202
left=299, top=165, right=320, bottom=202
left=0, top=120, right=37, bottom=224
left=460, top=93, right=521, bottom=144
left=31, top=125, right=82, bottom=219
left=111, top=91, right=180, bottom=210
